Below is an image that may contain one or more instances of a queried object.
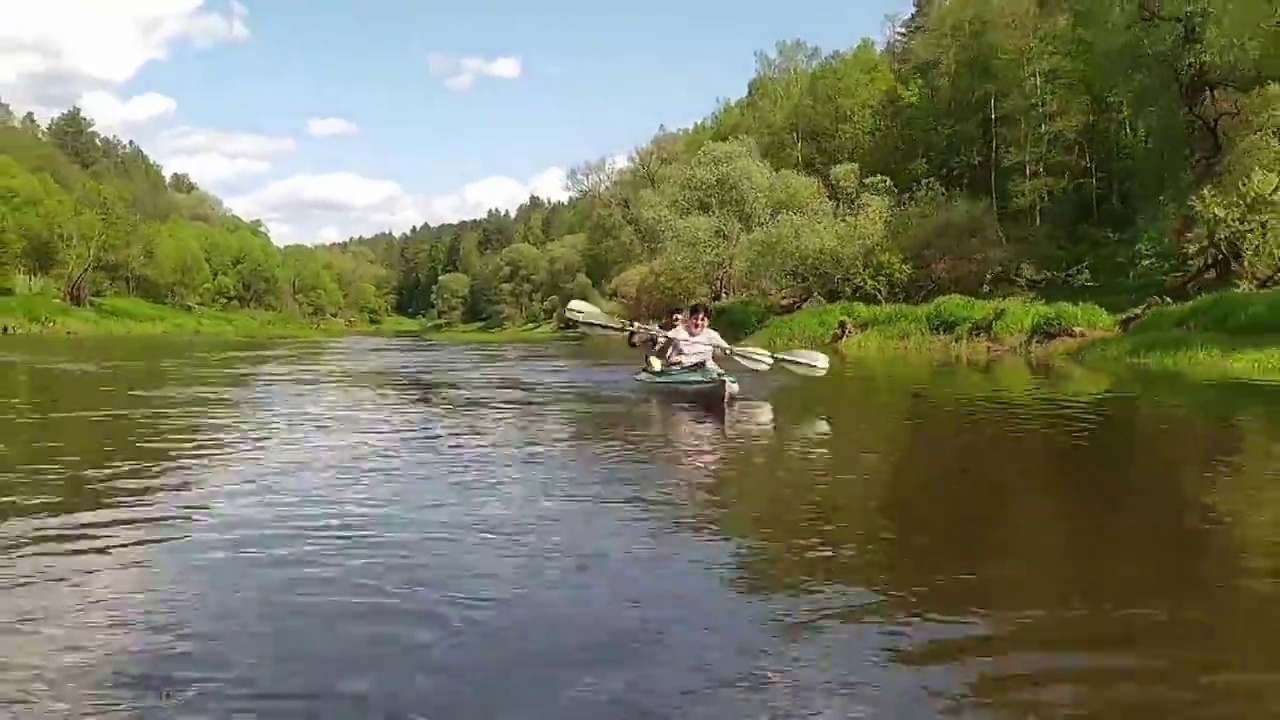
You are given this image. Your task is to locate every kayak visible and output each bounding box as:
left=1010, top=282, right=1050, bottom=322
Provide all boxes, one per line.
left=633, top=364, right=740, bottom=404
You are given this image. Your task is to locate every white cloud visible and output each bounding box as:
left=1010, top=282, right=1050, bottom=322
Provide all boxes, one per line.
left=163, top=153, right=273, bottom=187
left=227, top=166, right=577, bottom=245
left=158, top=126, right=296, bottom=157
left=75, top=90, right=177, bottom=133
left=306, top=117, right=359, bottom=137
left=426, top=53, right=522, bottom=91
left=225, top=152, right=634, bottom=245
left=153, top=126, right=296, bottom=188
left=0, top=0, right=249, bottom=114
left=0, top=2, right=278, bottom=193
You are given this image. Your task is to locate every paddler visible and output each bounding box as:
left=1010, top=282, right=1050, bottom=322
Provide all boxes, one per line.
left=630, top=307, right=682, bottom=372
left=664, top=303, right=730, bottom=370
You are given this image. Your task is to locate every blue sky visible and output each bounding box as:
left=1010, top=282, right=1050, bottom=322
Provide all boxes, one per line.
left=131, top=0, right=906, bottom=195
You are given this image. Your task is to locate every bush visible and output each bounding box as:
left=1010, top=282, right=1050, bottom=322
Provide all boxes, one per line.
left=712, top=298, right=775, bottom=342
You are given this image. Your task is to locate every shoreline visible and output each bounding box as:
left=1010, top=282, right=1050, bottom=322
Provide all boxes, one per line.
left=0, top=296, right=422, bottom=339
left=10, top=292, right=1280, bottom=381
left=743, top=291, right=1280, bottom=380
left=0, top=297, right=571, bottom=343
left=419, top=321, right=573, bottom=342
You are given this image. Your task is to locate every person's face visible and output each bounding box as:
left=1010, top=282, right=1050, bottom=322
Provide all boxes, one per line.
left=686, top=312, right=708, bottom=334
left=667, top=312, right=682, bottom=328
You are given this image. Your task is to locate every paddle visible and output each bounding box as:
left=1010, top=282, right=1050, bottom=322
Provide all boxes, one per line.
left=567, top=302, right=766, bottom=369
left=564, top=298, right=606, bottom=322
left=564, top=300, right=830, bottom=376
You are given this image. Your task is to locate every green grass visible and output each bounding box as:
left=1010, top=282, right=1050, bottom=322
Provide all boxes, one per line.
left=0, top=295, right=423, bottom=338
left=1077, top=289, right=1280, bottom=378
left=745, top=289, right=1280, bottom=380
left=747, top=294, right=1116, bottom=355
left=420, top=320, right=570, bottom=342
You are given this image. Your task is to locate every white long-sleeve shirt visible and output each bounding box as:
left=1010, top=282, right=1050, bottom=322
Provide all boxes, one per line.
left=666, top=325, right=729, bottom=366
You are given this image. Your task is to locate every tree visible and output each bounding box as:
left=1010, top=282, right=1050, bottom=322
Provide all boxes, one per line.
left=4, top=1, right=1274, bottom=329
left=432, top=272, right=470, bottom=323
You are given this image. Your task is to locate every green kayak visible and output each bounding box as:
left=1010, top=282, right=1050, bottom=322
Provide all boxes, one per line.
left=633, top=364, right=740, bottom=403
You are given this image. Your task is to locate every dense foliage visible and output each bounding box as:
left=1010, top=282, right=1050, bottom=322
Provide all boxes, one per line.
left=2, top=0, right=1275, bottom=331
left=0, top=106, right=394, bottom=321
left=342, top=0, right=1276, bottom=326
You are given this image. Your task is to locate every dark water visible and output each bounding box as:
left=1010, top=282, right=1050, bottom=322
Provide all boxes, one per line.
left=3, top=336, right=1280, bottom=719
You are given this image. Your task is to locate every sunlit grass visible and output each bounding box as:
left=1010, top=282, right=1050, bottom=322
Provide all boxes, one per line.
left=1077, top=289, right=1280, bottom=378
left=746, top=289, right=1280, bottom=380
left=0, top=295, right=422, bottom=338
left=1080, top=332, right=1280, bottom=377
left=747, top=294, right=1116, bottom=352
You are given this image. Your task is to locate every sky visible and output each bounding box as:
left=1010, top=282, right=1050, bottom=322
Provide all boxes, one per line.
left=0, top=0, right=907, bottom=245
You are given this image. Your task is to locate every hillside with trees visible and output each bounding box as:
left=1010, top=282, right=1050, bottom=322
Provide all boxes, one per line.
left=342, top=0, right=1277, bottom=330
left=1, top=0, right=1275, bottom=336
left=0, top=104, right=395, bottom=323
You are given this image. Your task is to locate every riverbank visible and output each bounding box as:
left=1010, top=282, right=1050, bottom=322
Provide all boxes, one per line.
left=0, top=296, right=423, bottom=338
left=745, top=291, right=1280, bottom=379
left=747, top=294, right=1117, bottom=355
left=420, top=320, right=570, bottom=342
left=1076, top=291, right=1280, bottom=377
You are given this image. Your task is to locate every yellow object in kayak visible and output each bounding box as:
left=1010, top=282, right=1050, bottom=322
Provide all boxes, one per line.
left=645, top=355, right=663, bottom=372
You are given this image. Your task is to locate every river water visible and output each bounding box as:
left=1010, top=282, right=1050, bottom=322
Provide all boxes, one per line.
left=2, top=335, right=1280, bottom=719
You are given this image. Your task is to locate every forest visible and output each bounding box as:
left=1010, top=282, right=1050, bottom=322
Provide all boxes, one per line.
left=1, top=0, right=1276, bottom=333
left=0, top=112, right=394, bottom=323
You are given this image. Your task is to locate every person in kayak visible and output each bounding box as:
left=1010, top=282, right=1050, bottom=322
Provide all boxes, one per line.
left=631, top=307, right=682, bottom=372
left=664, top=303, right=730, bottom=370
left=628, top=307, right=682, bottom=352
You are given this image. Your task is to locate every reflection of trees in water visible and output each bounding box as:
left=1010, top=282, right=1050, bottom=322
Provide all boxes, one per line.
left=698, top=361, right=1280, bottom=718
left=0, top=339, right=287, bottom=524
left=1198, top=400, right=1280, bottom=593
left=707, top=362, right=922, bottom=596
left=0, top=338, right=285, bottom=716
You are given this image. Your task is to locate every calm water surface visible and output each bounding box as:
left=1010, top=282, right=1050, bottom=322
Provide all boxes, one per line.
left=2, top=335, right=1280, bottom=719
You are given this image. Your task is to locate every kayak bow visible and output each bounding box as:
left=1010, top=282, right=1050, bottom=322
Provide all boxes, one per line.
left=633, top=364, right=740, bottom=404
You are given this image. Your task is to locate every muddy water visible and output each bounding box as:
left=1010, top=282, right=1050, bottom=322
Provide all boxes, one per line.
left=2, top=335, right=1279, bottom=718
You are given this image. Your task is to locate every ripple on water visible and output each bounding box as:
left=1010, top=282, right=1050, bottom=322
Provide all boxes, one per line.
left=5, top=339, right=1280, bottom=717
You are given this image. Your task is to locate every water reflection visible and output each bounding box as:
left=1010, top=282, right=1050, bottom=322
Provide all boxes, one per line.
left=700, top=357, right=1280, bottom=718
left=0, top=337, right=298, bottom=715
left=3, top=339, right=1280, bottom=718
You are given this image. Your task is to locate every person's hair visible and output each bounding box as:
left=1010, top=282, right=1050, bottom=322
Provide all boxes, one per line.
left=687, top=302, right=711, bottom=319
left=658, top=307, right=683, bottom=330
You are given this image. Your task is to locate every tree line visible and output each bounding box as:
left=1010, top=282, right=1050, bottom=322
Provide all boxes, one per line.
left=2, top=0, right=1275, bottom=331
left=0, top=105, right=394, bottom=321
left=343, top=0, right=1276, bottom=328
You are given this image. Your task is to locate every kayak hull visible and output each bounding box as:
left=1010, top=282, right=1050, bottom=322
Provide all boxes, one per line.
left=633, top=365, right=740, bottom=404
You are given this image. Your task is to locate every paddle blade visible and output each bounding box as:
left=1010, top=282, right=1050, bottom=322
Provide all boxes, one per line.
left=779, top=361, right=829, bottom=377
left=565, top=299, right=603, bottom=319
left=727, top=349, right=773, bottom=372
left=775, top=349, right=830, bottom=370
left=569, top=309, right=631, bottom=335
left=728, top=346, right=775, bottom=372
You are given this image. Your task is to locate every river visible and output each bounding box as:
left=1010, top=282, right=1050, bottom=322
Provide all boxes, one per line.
left=2, top=335, right=1280, bottom=719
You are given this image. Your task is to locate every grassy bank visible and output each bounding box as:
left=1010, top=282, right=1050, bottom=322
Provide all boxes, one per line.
left=1077, top=291, right=1280, bottom=377
left=420, top=320, right=570, bottom=342
left=748, top=294, right=1116, bottom=355
left=0, top=295, right=423, bottom=338
left=745, top=290, right=1280, bottom=378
